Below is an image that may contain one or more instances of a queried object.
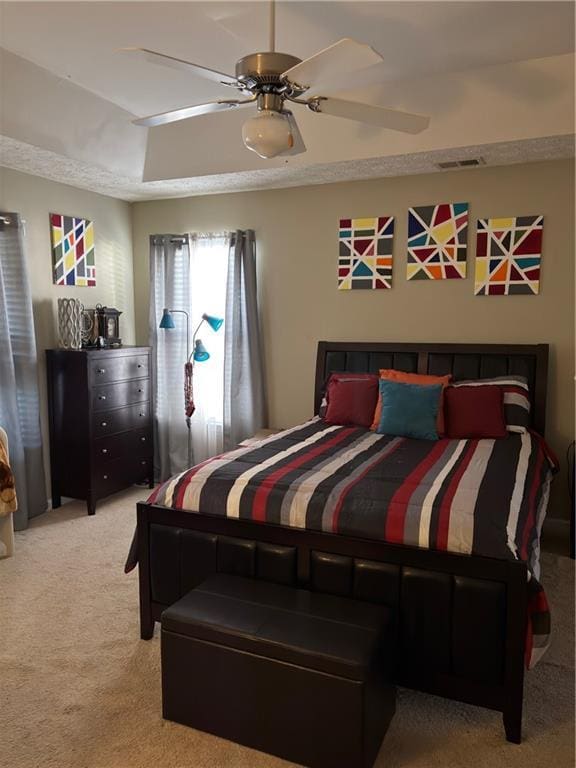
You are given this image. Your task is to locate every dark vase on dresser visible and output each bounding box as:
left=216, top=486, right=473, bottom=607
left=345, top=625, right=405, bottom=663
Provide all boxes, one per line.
left=46, top=346, right=154, bottom=515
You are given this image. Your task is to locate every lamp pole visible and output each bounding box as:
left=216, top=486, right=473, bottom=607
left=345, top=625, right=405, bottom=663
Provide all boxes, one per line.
left=190, top=316, right=205, bottom=363
left=162, top=309, right=191, bottom=466
left=160, top=309, right=223, bottom=469
left=166, top=309, right=190, bottom=361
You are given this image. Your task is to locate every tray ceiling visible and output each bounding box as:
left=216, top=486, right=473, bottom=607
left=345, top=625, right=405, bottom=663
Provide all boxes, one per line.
left=0, top=2, right=574, bottom=199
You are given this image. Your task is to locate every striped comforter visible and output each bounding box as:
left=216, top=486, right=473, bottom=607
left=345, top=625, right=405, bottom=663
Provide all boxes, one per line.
left=139, top=419, right=557, bottom=667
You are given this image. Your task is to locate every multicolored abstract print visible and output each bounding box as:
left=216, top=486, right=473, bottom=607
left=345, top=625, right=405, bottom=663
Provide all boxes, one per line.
left=338, top=217, right=394, bottom=290
left=146, top=419, right=555, bottom=667
left=50, top=213, right=95, bottom=286
left=475, top=216, right=544, bottom=295
left=407, top=202, right=468, bottom=280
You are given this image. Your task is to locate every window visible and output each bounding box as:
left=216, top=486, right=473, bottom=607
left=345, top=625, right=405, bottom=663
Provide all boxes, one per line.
left=151, top=232, right=229, bottom=476
left=188, top=233, right=228, bottom=461
left=151, top=228, right=265, bottom=479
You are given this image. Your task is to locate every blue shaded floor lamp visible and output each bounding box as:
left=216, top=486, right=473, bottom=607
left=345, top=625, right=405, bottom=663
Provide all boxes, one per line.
left=159, top=309, right=224, bottom=465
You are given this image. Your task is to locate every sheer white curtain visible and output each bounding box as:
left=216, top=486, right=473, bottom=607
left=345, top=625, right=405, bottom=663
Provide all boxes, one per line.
left=150, top=233, right=228, bottom=480
left=188, top=233, right=228, bottom=463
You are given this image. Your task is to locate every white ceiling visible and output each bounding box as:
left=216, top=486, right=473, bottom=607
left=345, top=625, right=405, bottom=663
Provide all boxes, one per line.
left=2, top=1, right=574, bottom=117
left=0, top=1, right=575, bottom=199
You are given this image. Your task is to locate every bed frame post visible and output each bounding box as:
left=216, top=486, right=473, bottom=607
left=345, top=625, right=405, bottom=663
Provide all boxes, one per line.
left=502, top=561, right=528, bottom=743
left=137, top=503, right=154, bottom=640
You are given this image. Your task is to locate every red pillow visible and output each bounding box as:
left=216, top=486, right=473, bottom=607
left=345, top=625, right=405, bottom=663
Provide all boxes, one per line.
left=324, top=375, right=379, bottom=428
left=319, top=372, right=377, bottom=418
left=445, top=385, right=507, bottom=439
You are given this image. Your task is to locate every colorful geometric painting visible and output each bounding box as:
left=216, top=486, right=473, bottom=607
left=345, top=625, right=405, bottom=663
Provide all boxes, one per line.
left=50, top=213, right=95, bottom=286
left=338, top=217, right=394, bottom=290
left=474, top=216, right=543, bottom=295
left=407, top=202, right=468, bottom=280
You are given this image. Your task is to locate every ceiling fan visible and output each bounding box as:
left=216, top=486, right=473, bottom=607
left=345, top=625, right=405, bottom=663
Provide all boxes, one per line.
left=124, top=0, right=430, bottom=159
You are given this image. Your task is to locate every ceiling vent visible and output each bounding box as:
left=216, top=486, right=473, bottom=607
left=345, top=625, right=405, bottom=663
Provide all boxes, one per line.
left=437, top=157, right=486, bottom=170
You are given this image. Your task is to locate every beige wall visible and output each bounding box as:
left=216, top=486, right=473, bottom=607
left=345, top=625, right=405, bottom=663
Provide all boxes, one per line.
left=132, top=159, right=575, bottom=518
left=0, top=167, right=135, bottom=491
left=0, top=163, right=571, bottom=516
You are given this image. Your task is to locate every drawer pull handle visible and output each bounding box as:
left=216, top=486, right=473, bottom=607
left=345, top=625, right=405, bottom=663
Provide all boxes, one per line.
left=101, top=448, right=108, bottom=454
left=141, top=460, right=146, bottom=466
left=140, top=437, right=146, bottom=442
left=103, top=474, right=108, bottom=480
left=139, top=412, right=145, bottom=417
left=98, top=395, right=107, bottom=401
left=138, top=388, right=143, bottom=393
left=137, top=364, right=143, bottom=369
left=97, top=368, right=106, bottom=374
left=101, top=421, right=108, bottom=427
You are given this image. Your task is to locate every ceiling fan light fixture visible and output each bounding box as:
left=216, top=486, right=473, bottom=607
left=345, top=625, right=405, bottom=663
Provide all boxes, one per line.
left=242, top=110, right=294, bottom=159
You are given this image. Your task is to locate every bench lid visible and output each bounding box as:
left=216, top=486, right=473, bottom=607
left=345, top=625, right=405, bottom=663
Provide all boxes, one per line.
left=161, top=574, right=391, bottom=681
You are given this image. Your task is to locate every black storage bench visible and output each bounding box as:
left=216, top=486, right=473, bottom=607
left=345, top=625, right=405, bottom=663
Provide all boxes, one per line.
left=161, top=573, right=396, bottom=768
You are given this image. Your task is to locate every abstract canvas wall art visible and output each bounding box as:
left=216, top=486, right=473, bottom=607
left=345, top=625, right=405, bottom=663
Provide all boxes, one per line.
left=406, top=202, right=468, bottom=280
left=50, top=213, right=96, bottom=286
left=474, top=216, right=543, bottom=295
left=338, top=216, right=394, bottom=290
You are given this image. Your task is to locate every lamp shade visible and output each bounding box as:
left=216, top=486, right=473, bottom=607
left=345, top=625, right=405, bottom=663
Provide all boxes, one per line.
left=203, top=313, right=223, bottom=332
left=193, top=339, right=210, bottom=362
left=159, top=308, right=175, bottom=329
left=242, top=111, right=293, bottom=159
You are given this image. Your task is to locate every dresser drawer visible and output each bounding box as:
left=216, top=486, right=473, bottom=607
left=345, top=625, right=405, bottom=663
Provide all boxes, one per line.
left=93, top=456, right=152, bottom=496
left=92, top=403, right=150, bottom=438
left=92, top=379, right=149, bottom=411
left=93, top=428, right=152, bottom=467
left=90, top=354, right=149, bottom=385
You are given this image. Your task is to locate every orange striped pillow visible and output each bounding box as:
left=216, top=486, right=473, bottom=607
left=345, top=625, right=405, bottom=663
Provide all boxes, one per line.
left=371, top=370, right=452, bottom=434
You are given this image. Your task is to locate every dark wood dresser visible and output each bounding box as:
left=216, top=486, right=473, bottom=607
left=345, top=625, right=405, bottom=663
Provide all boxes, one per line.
left=46, top=346, right=153, bottom=515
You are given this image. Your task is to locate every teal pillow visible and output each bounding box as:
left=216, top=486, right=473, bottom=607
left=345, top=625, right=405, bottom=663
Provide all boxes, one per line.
left=377, top=380, right=442, bottom=440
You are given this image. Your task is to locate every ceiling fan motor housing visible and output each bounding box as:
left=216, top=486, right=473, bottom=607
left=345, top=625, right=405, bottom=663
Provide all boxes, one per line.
left=235, top=52, right=303, bottom=95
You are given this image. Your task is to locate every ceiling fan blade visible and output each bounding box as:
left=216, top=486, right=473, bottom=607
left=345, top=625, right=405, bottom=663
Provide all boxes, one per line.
left=310, top=97, right=430, bottom=134
left=281, top=111, right=306, bottom=156
left=133, top=99, right=255, bottom=128
left=121, top=47, right=239, bottom=87
left=305, top=61, right=392, bottom=97
left=282, top=38, right=383, bottom=91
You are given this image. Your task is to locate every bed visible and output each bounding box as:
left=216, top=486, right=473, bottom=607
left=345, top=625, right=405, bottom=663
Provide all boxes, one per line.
left=129, top=341, right=552, bottom=743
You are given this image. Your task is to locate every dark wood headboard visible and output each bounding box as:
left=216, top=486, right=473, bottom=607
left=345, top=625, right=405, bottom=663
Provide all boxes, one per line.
left=314, top=341, right=549, bottom=435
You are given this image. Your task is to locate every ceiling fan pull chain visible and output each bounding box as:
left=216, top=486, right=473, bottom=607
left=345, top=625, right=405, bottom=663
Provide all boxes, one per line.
left=269, top=0, right=276, bottom=53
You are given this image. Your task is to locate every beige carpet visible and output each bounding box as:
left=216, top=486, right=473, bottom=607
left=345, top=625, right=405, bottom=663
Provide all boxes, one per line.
left=1, top=488, right=574, bottom=768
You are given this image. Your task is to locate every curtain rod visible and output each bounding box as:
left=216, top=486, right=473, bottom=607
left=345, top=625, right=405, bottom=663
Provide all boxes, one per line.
left=150, top=234, right=189, bottom=244
left=0, top=214, right=26, bottom=228
left=151, top=230, right=253, bottom=244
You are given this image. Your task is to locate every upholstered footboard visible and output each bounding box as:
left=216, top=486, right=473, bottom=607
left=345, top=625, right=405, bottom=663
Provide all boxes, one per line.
left=136, top=502, right=527, bottom=743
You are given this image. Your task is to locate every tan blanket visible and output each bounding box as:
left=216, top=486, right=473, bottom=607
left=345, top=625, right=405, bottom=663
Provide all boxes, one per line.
left=0, top=440, right=17, bottom=516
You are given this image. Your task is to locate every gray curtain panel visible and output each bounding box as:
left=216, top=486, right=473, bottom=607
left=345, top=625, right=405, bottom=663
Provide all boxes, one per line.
left=223, top=230, right=267, bottom=450
left=149, top=235, right=192, bottom=481
left=0, top=212, right=47, bottom=529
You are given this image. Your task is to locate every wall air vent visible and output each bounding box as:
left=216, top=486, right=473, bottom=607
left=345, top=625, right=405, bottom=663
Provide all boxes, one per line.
left=437, top=158, right=486, bottom=170
left=437, top=160, right=459, bottom=169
